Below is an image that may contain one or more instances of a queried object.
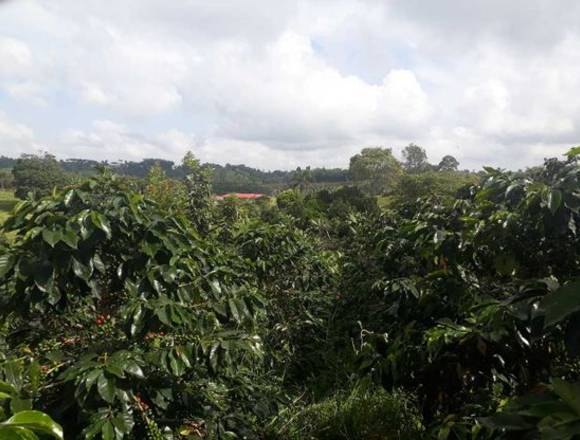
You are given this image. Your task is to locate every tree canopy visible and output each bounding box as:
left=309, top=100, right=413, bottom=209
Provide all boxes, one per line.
left=349, top=147, right=402, bottom=195
left=437, top=154, right=460, bottom=171
left=12, top=153, right=67, bottom=199
left=402, top=143, right=429, bottom=173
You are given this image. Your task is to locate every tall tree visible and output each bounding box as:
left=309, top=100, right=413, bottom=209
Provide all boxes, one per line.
left=0, top=170, right=14, bottom=190
left=144, top=162, right=188, bottom=213
left=349, top=147, right=402, bottom=195
left=402, top=143, right=429, bottom=173
left=437, top=155, right=460, bottom=172
left=12, top=153, right=67, bottom=199
left=182, top=151, right=213, bottom=233
left=290, top=166, right=314, bottom=192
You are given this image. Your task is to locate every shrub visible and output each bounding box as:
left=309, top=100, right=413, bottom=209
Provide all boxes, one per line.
left=269, top=383, right=423, bottom=440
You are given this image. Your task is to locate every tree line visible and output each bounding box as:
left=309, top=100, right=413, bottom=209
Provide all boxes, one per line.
left=1, top=144, right=467, bottom=199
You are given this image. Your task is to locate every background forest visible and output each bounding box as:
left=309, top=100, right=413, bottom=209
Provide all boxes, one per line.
left=0, top=144, right=579, bottom=439
left=0, top=144, right=469, bottom=197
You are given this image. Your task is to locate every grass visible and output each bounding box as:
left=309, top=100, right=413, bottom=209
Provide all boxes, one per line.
left=268, top=384, right=424, bottom=440
left=0, top=190, right=17, bottom=225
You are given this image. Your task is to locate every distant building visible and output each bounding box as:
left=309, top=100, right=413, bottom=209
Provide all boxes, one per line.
left=214, top=193, right=266, bottom=201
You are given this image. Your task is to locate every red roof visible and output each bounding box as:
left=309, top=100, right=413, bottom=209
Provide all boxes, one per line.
left=215, top=193, right=266, bottom=200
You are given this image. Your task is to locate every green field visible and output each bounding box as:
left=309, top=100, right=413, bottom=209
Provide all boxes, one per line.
left=0, top=190, right=17, bottom=224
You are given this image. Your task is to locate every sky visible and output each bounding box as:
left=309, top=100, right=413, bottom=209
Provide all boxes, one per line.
left=0, top=0, right=579, bottom=170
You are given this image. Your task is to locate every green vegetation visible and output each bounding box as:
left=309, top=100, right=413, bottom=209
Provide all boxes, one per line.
left=269, top=383, right=422, bottom=440
left=1, top=147, right=579, bottom=439
left=0, top=155, right=350, bottom=195
left=0, top=191, right=17, bottom=225
left=0, top=357, right=63, bottom=439
left=11, top=154, right=67, bottom=200
left=349, top=147, right=402, bottom=195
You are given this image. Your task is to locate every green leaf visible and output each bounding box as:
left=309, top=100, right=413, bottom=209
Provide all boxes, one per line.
left=168, top=352, right=185, bottom=377
left=0, top=254, right=16, bottom=278
left=77, top=210, right=93, bottom=240
left=156, top=306, right=170, bottom=326
left=2, top=411, right=64, bottom=439
left=97, top=373, right=116, bottom=403
left=10, top=397, right=32, bottom=414
left=552, top=379, right=580, bottom=415
left=228, top=299, right=240, bottom=322
left=83, top=369, right=102, bottom=392
left=565, top=146, right=580, bottom=159
left=548, top=189, right=563, bottom=214
left=28, top=362, right=41, bottom=393
left=0, top=381, right=17, bottom=395
left=90, top=212, right=112, bottom=239
left=209, top=279, right=222, bottom=296
left=41, top=229, right=61, bottom=248
left=61, top=228, right=79, bottom=249
left=129, top=305, right=144, bottom=338
left=105, top=363, right=126, bottom=379
left=101, top=421, right=114, bottom=440
left=0, top=426, right=39, bottom=440
left=63, top=190, right=75, bottom=207
left=175, top=347, right=192, bottom=369
left=92, top=254, right=106, bottom=274
left=33, top=263, right=53, bottom=293
left=112, top=412, right=134, bottom=434
left=72, top=258, right=92, bottom=282
left=505, top=184, right=520, bottom=198
left=152, top=389, right=172, bottom=410
left=437, top=425, right=450, bottom=440
left=82, top=420, right=104, bottom=440
left=208, top=343, right=219, bottom=373
left=541, top=281, right=580, bottom=327
left=433, top=230, right=446, bottom=244
left=123, top=362, right=144, bottom=380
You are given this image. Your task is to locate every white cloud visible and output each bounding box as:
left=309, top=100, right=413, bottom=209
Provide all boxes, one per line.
left=57, top=121, right=194, bottom=161
left=0, top=113, right=39, bottom=156
left=0, top=0, right=579, bottom=169
left=0, top=37, right=32, bottom=76
left=192, top=31, right=430, bottom=149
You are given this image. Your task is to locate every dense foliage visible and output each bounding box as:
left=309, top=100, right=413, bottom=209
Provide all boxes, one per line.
left=1, top=155, right=350, bottom=196
left=12, top=154, right=67, bottom=200
left=1, top=147, right=580, bottom=439
left=0, top=171, right=274, bottom=438
left=339, top=151, right=580, bottom=438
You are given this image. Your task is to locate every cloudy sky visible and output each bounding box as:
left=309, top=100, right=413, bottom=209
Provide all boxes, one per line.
left=0, top=0, right=579, bottom=170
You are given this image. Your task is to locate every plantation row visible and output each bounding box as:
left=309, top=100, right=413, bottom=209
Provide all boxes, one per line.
left=0, top=149, right=579, bottom=439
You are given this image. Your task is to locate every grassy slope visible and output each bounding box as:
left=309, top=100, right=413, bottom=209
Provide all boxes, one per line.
left=0, top=190, right=17, bottom=225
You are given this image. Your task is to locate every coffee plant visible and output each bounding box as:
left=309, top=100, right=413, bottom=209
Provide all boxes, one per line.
left=338, top=150, right=580, bottom=438
left=0, top=172, right=271, bottom=438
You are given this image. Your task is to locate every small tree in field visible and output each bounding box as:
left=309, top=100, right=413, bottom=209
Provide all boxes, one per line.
left=290, top=166, right=314, bottom=192
left=437, top=155, right=460, bottom=172
left=144, top=162, right=188, bottom=214
left=402, top=143, right=429, bottom=173
left=349, top=147, right=402, bottom=195
left=12, top=153, right=67, bottom=199
left=0, top=170, right=14, bottom=190
left=182, top=151, right=213, bottom=233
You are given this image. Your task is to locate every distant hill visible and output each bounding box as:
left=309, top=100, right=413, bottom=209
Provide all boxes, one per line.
left=0, top=155, right=349, bottom=195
